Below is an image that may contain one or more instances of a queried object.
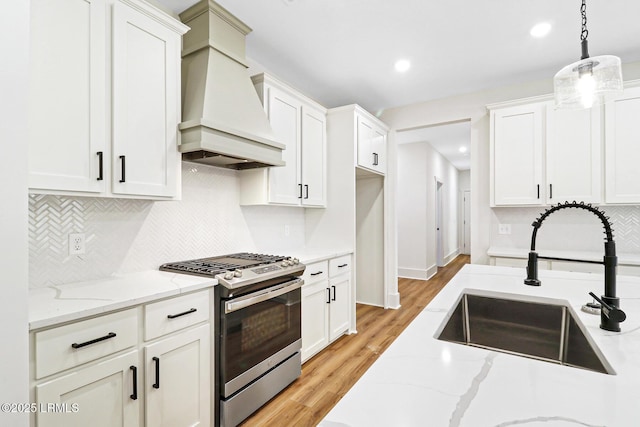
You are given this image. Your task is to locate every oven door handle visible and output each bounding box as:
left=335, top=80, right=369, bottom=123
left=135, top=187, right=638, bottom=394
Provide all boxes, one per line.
left=224, top=278, right=303, bottom=313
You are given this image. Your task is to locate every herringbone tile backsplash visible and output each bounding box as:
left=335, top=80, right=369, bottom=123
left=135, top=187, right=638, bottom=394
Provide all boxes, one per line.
left=29, top=163, right=305, bottom=288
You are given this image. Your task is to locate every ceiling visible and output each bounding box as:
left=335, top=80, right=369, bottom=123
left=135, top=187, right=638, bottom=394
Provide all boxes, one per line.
left=396, top=122, right=471, bottom=170
left=157, top=0, right=640, bottom=169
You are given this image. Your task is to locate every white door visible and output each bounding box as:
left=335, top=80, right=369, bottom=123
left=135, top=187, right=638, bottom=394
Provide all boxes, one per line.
left=492, top=103, right=544, bottom=205
left=28, top=0, right=106, bottom=193
left=329, top=275, right=350, bottom=341
left=605, top=86, right=640, bottom=203
left=436, top=180, right=444, bottom=267
left=267, top=86, right=302, bottom=204
left=462, top=190, right=471, bottom=255
left=36, top=350, right=140, bottom=427
left=301, top=280, right=330, bottom=362
left=301, top=105, right=326, bottom=206
left=111, top=0, right=179, bottom=197
left=546, top=104, right=601, bottom=204
left=145, top=324, right=210, bottom=427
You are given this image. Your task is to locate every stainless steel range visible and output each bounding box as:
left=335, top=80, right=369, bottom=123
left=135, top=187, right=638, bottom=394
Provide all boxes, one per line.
left=160, top=253, right=305, bottom=427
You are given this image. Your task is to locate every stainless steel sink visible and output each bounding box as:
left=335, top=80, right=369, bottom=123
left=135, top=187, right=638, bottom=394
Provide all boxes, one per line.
left=436, top=290, right=615, bottom=375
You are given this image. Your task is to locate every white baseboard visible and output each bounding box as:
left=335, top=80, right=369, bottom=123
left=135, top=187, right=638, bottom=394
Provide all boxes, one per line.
left=386, top=292, right=400, bottom=309
left=443, top=249, right=460, bottom=266
left=397, top=267, right=429, bottom=280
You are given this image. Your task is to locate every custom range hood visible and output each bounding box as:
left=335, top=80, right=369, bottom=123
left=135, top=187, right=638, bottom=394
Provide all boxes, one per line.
left=178, top=0, right=284, bottom=169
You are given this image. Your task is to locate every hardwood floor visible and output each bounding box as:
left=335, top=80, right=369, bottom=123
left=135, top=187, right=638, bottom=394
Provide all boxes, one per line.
left=240, top=254, right=470, bottom=426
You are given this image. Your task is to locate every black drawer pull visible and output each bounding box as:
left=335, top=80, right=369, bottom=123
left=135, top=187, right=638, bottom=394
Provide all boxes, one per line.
left=119, top=155, right=126, bottom=183
left=71, top=332, right=116, bottom=349
left=167, top=308, right=197, bottom=319
left=331, top=285, right=336, bottom=301
left=310, top=271, right=323, bottom=276
left=130, top=365, right=138, bottom=400
left=338, top=263, right=348, bottom=268
left=304, top=184, right=309, bottom=199
left=152, top=357, right=160, bottom=389
left=97, top=151, right=104, bottom=181
left=326, top=288, right=331, bottom=304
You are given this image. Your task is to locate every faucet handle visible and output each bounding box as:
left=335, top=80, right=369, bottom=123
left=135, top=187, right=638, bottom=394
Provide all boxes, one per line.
left=588, top=292, right=627, bottom=324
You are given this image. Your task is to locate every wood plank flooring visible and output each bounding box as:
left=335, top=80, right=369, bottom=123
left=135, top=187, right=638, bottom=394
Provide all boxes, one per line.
left=240, top=255, right=470, bottom=427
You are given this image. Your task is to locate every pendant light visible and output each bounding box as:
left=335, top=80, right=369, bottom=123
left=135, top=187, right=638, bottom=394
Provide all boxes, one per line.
left=553, top=0, right=623, bottom=109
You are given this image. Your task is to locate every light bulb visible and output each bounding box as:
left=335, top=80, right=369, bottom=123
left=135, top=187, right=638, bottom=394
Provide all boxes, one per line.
left=578, top=73, right=596, bottom=108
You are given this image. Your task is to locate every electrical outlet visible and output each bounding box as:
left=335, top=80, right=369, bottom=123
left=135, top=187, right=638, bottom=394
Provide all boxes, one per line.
left=498, top=224, right=512, bottom=235
left=69, top=233, right=85, bottom=255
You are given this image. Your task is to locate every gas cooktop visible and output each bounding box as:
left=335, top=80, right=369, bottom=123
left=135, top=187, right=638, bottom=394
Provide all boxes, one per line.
left=159, top=252, right=288, bottom=278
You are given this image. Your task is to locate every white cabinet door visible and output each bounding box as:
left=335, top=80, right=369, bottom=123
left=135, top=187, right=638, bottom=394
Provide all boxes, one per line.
left=112, top=0, right=180, bottom=198
left=370, top=125, right=387, bottom=174
left=491, top=103, right=545, bottom=206
left=145, top=324, right=210, bottom=427
left=328, top=274, right=350, bottom=341
left=28, top=0, right=106, bottom=193
left=266, top=86, right=302, bottom=204
left=301, top=280, right=329, bottom=362
left=605, top=86, right=640, bottom=203
left=546, top=104, right=602, bottom=204
left=301, top=105, right=326, bottom=206
left=357, top=115, right=387, bottom=175
left=36, top=350, right=140, bottom=427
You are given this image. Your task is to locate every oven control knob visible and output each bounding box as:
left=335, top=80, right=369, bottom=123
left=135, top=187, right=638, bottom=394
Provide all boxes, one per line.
left=223, top=272, right=234, bottom=280
left=292, top=258, right=299, bottom=265
left=281, top=260, right=290, bottom=267
left=233, top=270, right=242, bottom=278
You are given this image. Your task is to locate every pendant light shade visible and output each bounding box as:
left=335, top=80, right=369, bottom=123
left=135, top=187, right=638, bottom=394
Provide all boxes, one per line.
left=553, top=1, right=623, bottom=109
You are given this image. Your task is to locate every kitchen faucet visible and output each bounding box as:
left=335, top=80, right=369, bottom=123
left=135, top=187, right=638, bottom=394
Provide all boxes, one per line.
left=524, top=201, right=626, bottom=332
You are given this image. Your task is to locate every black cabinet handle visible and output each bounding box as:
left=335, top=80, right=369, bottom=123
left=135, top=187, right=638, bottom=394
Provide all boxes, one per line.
left=304, top=184, right=309, bottom=199
left=97, top=151, right=104, bottom=181
left=310, top=271, right=323, bottom=276
left=331, top=285, right=336, bottom=301
left=373, top=152, right=379, bottom=166
left=549, top=184, right=553, bottom=199
left=71, top=332, right=116, bottom=349
left=338, top=263, right=348, bottom=268
left=298, top=183, right=302, bottom=199
left=130, top=366, right=138, bottom=400
left=152, top=357, right=160, bottom=389
left=537, top=184, right=540, bottom=199
left=326, top=288, right=331, bottom=304
left=167, top=308, right=197, bottom=319
left=119, top=155, right=126, bottom=183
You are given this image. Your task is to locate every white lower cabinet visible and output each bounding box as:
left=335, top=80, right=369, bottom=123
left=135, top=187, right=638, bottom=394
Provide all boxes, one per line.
left=36, top=350, right=140, bottom=427
left=301, top=255, right=352, bottom=362
left=31, top=289, right=211, bottom=427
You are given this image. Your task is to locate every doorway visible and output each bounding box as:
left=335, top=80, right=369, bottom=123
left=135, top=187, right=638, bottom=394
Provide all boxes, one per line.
left=462, top=190, right=471, bottom=255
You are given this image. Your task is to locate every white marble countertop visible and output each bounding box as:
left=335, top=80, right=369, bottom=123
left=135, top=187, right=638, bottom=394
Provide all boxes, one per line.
left=29, top=270, right=216, bottom=330
left=488, top=246, right=640, bottom=266
left=320, top=264, right=640, bottom=426
left=293, top=249, right=353, bottom=265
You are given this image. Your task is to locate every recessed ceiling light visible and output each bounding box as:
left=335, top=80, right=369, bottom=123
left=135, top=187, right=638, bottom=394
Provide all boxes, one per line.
left=459, top=146, right=468, bottom=153
left=530, top=22, right=551, bottom=38
left=394, top=59, right=411, bottom=73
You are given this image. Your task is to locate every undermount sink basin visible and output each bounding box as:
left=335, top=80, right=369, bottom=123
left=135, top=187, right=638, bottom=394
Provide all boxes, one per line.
left=436, top=289, right=615, bottom=375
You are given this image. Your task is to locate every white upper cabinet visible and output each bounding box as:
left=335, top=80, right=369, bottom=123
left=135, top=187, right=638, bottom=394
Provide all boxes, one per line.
left=28, top=0, right=188, bottom=199
left=357, top=115, right=387, bottom=175
left=240, top=73, right=327, bottom=207
left=546, top=103, right=602, bottom=204
left=28, top=0, right=107, bottom=194
left=490, top=102, right=545, bottom=206
left=605, top=85, right=640, bottom=204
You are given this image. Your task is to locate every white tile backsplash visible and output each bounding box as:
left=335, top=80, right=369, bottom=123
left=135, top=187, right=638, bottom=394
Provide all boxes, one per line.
left=29, top=162, right=305, bottom=288
left=491, top=205, right=640, bottom=254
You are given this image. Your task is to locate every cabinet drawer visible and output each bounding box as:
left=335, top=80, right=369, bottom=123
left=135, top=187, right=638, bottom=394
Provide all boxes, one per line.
left=35, top=308, right=138, bottom=379
left=144, top=290, right=211, bottom=341
left=302, top=260, right=328, bottom=285
left=329, top=255, right=352, bottom=277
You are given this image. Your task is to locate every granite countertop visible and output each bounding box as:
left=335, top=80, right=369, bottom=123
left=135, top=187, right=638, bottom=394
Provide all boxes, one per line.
left=488, top=246, right=640, bottom=266
left=320, top=264, right=640, bottom=426
left=29, top=270, right=216, bottom=331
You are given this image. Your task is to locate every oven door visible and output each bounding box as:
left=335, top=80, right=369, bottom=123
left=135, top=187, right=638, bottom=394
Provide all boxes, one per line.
left=220, top=277, right=302, bottom=398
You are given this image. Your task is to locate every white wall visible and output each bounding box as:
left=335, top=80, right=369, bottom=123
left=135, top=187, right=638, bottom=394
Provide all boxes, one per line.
left=29, top=163, right=306, bottom=288
left=0, top=1, right=29, bottom=425
left=382, top=61, right=640, bottom=265
left=397, top=142, right=459, bottom=279
left=458, top=170, right=470, bottom=192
